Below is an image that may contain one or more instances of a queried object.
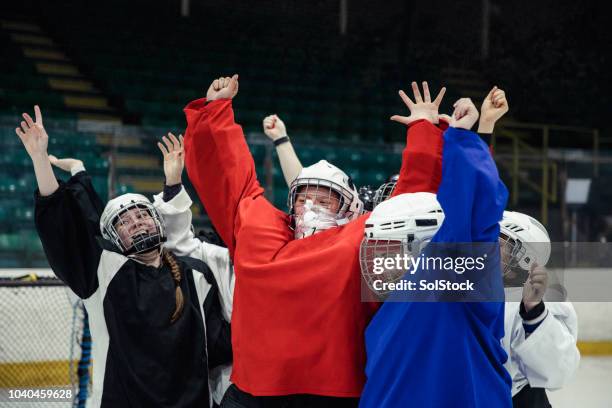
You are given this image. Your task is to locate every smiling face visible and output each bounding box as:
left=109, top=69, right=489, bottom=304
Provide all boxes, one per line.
left=293, top=185, right=341, bottom=215
left=114, top=207, right=158, bottom=250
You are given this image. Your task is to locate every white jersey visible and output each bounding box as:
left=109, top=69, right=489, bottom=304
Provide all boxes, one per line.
left=153, top=187, right=235, bottom=405
left=503, top=288, right=580, bottom=396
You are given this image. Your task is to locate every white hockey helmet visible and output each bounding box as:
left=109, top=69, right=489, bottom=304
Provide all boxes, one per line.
left=100, top=193, right=166, bottom=255
left=288, top=160, right=363, bottom=221
left=360, top=192, right=444, bottom=295
left=499, top=211, right=551, bottom=275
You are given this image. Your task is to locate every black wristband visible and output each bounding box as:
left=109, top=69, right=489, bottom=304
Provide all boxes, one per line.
left=273, top=136, right=290, bottom=147
left=163, top=183, right=182, bottom=202
left=478, top=132, right=492, bottom=145
left=519, top=300, right=545, bottom=320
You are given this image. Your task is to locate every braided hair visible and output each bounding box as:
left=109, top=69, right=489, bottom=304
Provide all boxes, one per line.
left=162, top=250, right=185, bottom=323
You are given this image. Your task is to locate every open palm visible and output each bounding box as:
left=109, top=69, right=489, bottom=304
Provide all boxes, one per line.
left=158, top=132, right=184, bottom=185
left=391, top=81, right=446, bottom=126
left=15, top=105, right=48, bottom=158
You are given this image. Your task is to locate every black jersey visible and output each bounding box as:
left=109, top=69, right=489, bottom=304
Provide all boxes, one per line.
left=34, top=171, right=230, bottom=408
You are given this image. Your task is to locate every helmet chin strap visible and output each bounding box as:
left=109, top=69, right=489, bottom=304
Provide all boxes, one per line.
left=128, top=243, right=163, bottom=265
left=124, top=231, right=164, bottom=257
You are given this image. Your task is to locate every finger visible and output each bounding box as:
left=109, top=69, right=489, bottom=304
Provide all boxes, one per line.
left=23, top=113, right=35, bottom=128
left=21, top=121, right=30, bottom=131
left=433, top=87, right=446, bottom=107
left=167, top=132, right=176, bottom=149
left=530, top=275, right=547, bottom=284
left=168, top=132, right=180, bottom=150
left=422, top=81, right=431, bottom=103
left=15, top=127, right=25, bottom=141
left=179, top=134, right=184, bottom=148
left=494, top=95, right=506, bottom=107
left=48, top=154, right=58, bottom=163
left=229, top=74, right=239, bottom=93
left=411, top=82, right=423, bottom=103
left=485, top=86, right=498, bottom=101
left=213, top=79, right=219, bottom=91
left=34, top=105, right=43, bottom=124
left=398, top=90, right=415, bottom=109
left=390, top=115, right=411, bottom=125
left=162, top=135, right=172, bottom=152
left=157, top=142, right=169, bottom=157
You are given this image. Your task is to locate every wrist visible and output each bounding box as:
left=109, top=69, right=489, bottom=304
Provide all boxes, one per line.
left=273, top=136, right=290, bottom=147
left=30, top=151, right=49, bottom=163
left=521, top=299, right=544, bottom=314
left=165, top=178, right=181, bottom=186
left=477, top=120, right=495, bottom=134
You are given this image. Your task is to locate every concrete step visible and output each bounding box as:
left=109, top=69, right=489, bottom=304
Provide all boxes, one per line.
left=114, top=154, right=160, bottom=170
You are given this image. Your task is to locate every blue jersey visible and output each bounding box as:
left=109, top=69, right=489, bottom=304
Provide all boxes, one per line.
left=360, top=126, right=511, bottom=408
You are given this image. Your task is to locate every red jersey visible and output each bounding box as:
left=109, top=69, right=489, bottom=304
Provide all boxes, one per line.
left=183, top=98, right=442, bottom=397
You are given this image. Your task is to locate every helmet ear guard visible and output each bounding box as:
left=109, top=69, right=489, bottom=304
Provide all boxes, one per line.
left=499, top=211, right=550, bottom=276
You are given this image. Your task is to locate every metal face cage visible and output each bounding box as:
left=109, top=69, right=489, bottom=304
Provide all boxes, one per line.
left=373, top=181, right=397, bottom=208
left=499, top=232, right=527, bottom=277
left=103, top=202, right=165, bottom=255
left=288, top=178, right=355, bottom=218
left=359, top=236, right=428, bottom=297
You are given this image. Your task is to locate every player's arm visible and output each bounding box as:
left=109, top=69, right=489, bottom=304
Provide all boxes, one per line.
left=16, top=106, right=102, bottom=298
left=435, top=97, right=509, bottom=243
left=183, top=74, right=264, bottom=256
left=390, top=81, right=446, bottom=195
left=262, top=114, right=303, bottom=186
left=510, top=298, right=580, bottom=389
left=154, top=132, right=235, bottom=318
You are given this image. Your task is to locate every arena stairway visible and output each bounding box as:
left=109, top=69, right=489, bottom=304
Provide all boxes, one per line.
left=0, top=17, right=121, bottom=121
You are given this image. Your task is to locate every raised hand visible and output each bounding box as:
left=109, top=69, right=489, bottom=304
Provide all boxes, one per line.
left=15, top=105, right=48, bottom=159
left=157, top=132, right=184, bottom=186
left=478, top=86, right=509, bottom=133
left=263, top=114, right=288, bottom=141
left=48, top=155, right=84, bottom=173
left=206, top=74, right=239, bottom=102
left=449, top=98, right=479, bottom=130
left=522, top=264, right=548, bottom=312
left=390, top=81, right=446, bottom=126
left=438, top=114, right=452, bottom=124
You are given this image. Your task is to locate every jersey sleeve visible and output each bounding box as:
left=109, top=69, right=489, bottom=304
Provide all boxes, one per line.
left=392, top=119, right=444, bottom=196
left=34, top=171, right=104, bottom=298
left=153, top=185, right=235, bottom=320
left=510, top=302, right=580, bottom=389
left=183, top=98, right=264, bottom=257
left=434, top=126, right=509, bottom=243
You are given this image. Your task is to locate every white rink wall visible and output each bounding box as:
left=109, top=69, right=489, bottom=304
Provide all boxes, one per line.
left=1, top=268, right=611, bottom=365
left=0, top=268, right=82, bottom=364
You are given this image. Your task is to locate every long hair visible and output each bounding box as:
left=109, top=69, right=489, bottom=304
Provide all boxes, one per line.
left=162, top=250, right=185, bottom=323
